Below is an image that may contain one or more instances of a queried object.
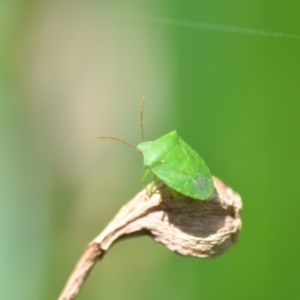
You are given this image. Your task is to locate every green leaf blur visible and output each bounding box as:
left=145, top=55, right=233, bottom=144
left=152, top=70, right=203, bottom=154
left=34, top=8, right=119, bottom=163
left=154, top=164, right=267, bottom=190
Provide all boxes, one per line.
left=1, top=1, right=299, bottom=300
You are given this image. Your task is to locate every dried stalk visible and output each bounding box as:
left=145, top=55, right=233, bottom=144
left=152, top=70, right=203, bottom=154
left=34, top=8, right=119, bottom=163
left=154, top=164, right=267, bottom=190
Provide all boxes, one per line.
left=58, top=176, right=242, bottom=300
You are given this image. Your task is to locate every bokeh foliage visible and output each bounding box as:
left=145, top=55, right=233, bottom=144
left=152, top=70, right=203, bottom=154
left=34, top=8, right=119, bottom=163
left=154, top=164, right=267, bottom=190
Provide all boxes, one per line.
left=1, top=1, right=300, bottom=299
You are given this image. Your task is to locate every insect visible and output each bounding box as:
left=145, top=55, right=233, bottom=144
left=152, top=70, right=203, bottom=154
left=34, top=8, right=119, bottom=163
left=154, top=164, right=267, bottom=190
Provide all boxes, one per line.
left=99, top=98, right=214, bottom=200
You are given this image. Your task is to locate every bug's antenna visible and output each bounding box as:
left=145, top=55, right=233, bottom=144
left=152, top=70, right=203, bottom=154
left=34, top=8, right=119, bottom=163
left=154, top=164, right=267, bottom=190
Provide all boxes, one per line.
left=140, top=97, right=146, bottom=141
left=98, top=136, right=138, bottom=152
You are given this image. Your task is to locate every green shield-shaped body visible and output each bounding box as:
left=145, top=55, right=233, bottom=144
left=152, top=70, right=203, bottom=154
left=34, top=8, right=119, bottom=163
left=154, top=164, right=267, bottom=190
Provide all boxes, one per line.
left=136, top=130, right=214, bottom=200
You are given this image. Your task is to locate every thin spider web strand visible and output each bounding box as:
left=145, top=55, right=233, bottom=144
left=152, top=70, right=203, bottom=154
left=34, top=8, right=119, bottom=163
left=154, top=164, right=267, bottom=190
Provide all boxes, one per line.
left=145, top=16, right=300, bottom=40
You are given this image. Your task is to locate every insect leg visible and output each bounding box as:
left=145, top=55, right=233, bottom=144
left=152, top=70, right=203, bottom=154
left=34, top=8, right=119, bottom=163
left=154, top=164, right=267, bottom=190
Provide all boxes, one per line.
left=149, top=175, right=158, bottom=194
left=141, top=168, right=152, bottom=195
left=170, top=188, right=180, bottom=199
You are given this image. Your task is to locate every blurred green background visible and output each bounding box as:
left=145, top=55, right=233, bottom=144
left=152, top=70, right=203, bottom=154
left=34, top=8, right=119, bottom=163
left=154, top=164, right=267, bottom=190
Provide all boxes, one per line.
left=1, top=1, right=300, bottom=299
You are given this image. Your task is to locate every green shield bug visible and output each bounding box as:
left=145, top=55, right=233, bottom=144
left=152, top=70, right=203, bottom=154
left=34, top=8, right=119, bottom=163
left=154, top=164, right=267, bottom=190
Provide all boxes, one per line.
left=99, top=98, right=214, bottom=200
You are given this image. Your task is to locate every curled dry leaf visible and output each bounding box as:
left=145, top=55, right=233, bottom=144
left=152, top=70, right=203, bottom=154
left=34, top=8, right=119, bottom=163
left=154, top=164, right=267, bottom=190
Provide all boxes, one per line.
left=93, top=176, right=242, bottom=257
left=59, top=176, right=242, bottom=300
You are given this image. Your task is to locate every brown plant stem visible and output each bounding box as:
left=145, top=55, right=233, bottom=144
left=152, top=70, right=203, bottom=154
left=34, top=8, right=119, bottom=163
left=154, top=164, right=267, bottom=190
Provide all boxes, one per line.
left=58, top=176, right=242, bottom=300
